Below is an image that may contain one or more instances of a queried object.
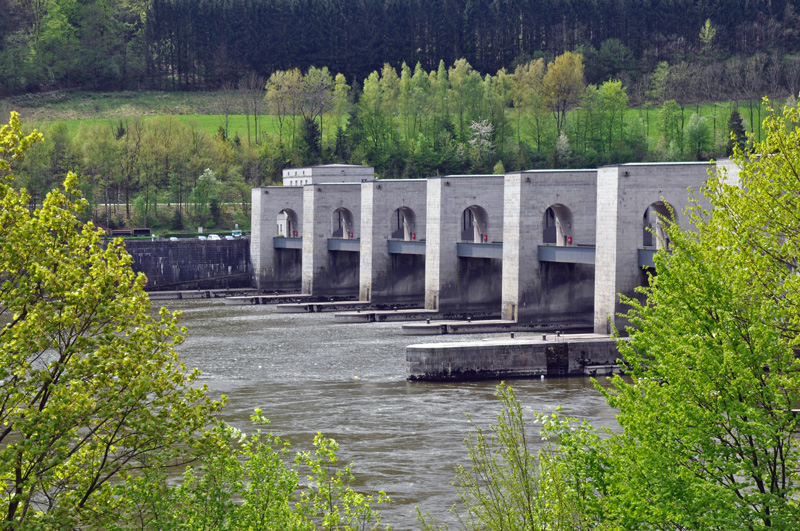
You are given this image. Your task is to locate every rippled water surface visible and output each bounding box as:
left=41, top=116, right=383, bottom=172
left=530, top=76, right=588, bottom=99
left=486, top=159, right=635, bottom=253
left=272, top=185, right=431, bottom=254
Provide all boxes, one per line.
left=166, top=299, right=618, bottom=530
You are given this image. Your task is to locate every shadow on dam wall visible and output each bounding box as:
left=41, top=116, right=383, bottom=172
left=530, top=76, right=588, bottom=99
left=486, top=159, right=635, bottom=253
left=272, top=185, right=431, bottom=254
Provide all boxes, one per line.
left=122, top=238, right=252, bottom=291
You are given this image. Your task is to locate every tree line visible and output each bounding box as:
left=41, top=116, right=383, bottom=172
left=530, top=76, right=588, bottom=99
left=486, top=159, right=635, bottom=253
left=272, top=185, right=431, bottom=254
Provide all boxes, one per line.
left=11, top=52, right=772, bottom=231
left=2, top=0, right=800, bottom=96
left=15, top=115, right=256, bottom=231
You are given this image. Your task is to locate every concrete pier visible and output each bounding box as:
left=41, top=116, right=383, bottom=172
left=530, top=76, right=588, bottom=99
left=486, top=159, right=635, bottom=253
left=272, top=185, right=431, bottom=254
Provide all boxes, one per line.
left=150, top=288, right=260, bottom=301
left=251, top=186, right=304, bottom=291
left=593, top=163, right=712, bottom=334
left=406, top=334, right=620, bottom=381
left=335, top=308, right=439, bottom=323
left=224, top=294, right=357, bottom=306
left=359, top=179, right=427, bottom=303
left=424, top=175, right=505, bottom=313
left=501, top=170, right=597, bottom=324
left=302, top=182, right=362, bottom=296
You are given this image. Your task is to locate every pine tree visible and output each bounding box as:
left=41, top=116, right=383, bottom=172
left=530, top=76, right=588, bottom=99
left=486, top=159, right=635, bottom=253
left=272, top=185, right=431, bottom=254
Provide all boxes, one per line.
left=727, top=108, right=746, bottom=155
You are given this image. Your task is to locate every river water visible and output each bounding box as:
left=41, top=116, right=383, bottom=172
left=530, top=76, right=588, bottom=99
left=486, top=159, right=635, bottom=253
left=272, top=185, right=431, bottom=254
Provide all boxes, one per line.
left=166, top=299, right=618, bottom=530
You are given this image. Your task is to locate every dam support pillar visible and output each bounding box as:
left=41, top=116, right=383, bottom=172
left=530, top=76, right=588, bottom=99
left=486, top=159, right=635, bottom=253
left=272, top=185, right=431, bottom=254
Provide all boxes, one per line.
left=424, top=175, right=504, bottom=313
left=593, top=163, right=711, bottom=334
left=302, top=183, right=362, bottom=296
left=251, top=186, right=304, bottom=291
left=502, top=170, right=597, bottom=326
left=359, top=180, right=427, bottom=303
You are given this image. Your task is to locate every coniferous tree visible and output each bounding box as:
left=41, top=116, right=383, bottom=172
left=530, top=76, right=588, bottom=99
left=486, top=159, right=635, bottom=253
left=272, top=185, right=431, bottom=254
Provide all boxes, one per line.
left=727, top=107, right=746, bottom=155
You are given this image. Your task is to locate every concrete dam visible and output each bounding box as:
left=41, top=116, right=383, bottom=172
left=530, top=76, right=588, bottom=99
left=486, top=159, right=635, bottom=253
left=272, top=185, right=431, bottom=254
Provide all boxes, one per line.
left=251, top=162, right=730, bottom=334
left=246, top=161, right=738, bottom=380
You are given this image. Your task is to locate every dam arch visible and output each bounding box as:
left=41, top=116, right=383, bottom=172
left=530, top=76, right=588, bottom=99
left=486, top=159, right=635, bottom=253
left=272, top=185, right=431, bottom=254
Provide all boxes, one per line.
left=332, top=207, right=356, bottom=238
left=542, top=204, right=574, bottom=246
left=460, top=205, right=490, bottom=242
left=391, top=207, right=417, bottom=240
left=642, top=201, right=676, bottom=250
left=277, top=208, right=299, bottom=237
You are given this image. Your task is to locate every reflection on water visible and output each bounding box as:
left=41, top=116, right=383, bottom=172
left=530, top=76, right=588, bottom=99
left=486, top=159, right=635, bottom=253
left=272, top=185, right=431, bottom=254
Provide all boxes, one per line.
left=165, top=299, right=618, bottom=530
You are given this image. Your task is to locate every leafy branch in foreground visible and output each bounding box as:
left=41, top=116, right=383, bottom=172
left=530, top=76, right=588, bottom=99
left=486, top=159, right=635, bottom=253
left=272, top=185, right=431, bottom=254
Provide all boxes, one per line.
left=418, top=383, right=599, bottom=530
left=1, top=111, right=223, bottom=530
left=115, top=410, right=390, bottom=531
left=596, top=97, right=800, bottom=530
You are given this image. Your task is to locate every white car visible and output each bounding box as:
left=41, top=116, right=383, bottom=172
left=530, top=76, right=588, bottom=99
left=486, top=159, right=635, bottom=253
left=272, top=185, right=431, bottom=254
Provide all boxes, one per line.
left=198, top=235, right=207, bottom=240
left=208, top=234, right=221, bottom=240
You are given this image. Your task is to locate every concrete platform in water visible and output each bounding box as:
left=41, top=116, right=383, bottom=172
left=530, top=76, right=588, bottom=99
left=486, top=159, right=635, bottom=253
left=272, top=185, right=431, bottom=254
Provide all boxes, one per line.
left=224, top=294, right=358, bottom=306
left=149, top=288, right=261, bottom=301
left=276, top=300, right=424, bottom=314
left=406, top=333, right=621, bottom=381
left=400, top=319, right=592, bottom=336
left=334, top=308, right=498, bottom=323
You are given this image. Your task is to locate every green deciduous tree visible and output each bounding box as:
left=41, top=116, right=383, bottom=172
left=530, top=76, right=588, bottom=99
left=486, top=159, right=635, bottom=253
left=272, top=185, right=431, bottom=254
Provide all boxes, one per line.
left=658, top=99, right=683, bottom=157
left=684, top=112, right=712, bottom=159
left=512, top=58, right=548, bottom=154
left=700, top=19, right=716, bottom=54
left=190, top=167, right=222, bottom=227
left=647, top=61, right=670, bottom=104
left=449, top=59, right=484, bottom=141
left=301, top=66, right=335, bottom=141
left=266, top=68, right=304, bottom=147
left=115, top=411, right=389, bottom=531
left=580, top=80, right=629, bottom=162
left=0, top=112, right=221, bottom=529
left=600, top=98, right=800, bottom=529
left=332, top=73, right=351, bottom=131
left=542, top=51, right=585, bottom=133
left=417, top=384, right=596, bottom=531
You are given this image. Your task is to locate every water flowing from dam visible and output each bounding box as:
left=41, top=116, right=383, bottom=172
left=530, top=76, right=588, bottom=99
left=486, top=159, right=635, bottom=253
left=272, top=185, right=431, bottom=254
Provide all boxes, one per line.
left=167, top=299, right=618, bottom=529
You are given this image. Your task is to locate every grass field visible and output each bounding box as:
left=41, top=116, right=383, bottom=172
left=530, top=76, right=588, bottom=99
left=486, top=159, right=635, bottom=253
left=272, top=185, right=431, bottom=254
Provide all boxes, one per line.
left=623, top=100, right=771, bottom=145
left=3, top=90, right=293, bottom=143
left=34, top=114, right=288, bottom=144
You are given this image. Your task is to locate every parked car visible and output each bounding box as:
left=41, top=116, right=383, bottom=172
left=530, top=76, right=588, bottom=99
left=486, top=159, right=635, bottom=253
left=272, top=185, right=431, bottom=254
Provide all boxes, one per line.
left=198, top=235, right=207, bottom=240
left=225, top=235, right=235, bottom=240
left=208, top=234, right=221, bottom=240
left=169, top=236, right=178, bottom=241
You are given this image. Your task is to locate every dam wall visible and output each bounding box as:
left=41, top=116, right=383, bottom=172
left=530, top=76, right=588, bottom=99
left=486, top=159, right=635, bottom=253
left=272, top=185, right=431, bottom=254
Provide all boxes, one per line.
left=124, top=238, right=251, bottom=291
left=251, top=162, right=719, bottom=333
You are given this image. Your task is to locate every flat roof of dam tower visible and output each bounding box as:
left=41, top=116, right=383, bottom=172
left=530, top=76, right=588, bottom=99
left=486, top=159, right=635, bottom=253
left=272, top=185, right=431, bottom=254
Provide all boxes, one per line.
left=282, top=164, right=375, bottom=186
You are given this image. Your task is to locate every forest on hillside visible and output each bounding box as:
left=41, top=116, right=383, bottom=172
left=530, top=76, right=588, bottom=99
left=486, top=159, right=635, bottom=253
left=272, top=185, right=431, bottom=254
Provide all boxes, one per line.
left=2, top=0, right=800, bottom=96
left=3, top=0, right=799, bottom=232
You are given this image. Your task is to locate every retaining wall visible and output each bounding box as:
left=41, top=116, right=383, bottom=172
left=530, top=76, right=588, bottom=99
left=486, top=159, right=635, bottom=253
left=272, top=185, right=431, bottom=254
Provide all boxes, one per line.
left=123, top=238, right=251, bottom=291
